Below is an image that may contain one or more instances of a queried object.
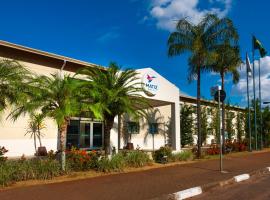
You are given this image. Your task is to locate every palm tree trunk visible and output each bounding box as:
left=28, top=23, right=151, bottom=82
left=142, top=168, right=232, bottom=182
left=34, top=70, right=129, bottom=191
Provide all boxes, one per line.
left=104, top=116, right=115, bottom=156
left=221, top=72, right=225, bottom=154
left=197, top=66, right=202, bottom=158
left=34, top=132, right=37, bottom=153
left=59, top=119, right=68, bottom=170
left=38, top=128, right=42, bottom=147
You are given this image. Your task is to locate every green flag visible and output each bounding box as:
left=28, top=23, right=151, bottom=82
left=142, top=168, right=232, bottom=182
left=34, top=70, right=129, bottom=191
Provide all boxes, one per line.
left=253, top=36, right=267, bottom=57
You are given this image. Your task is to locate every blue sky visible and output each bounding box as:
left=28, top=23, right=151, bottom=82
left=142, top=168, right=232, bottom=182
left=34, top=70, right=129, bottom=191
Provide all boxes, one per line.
left=1, top=0, right=270, bottom=106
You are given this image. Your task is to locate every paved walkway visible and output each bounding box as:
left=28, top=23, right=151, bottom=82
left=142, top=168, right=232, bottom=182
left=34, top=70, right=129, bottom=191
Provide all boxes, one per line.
left=0, top=151, right=270, bottom=200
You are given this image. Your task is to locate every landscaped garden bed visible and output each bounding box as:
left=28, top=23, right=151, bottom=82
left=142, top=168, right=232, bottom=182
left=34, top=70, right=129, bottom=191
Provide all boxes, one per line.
left=0, top=146, right=196, bottom=188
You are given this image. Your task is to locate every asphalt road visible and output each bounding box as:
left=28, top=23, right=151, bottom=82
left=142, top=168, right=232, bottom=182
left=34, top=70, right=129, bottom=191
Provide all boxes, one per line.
left=193, top=174, right=270, bottom=200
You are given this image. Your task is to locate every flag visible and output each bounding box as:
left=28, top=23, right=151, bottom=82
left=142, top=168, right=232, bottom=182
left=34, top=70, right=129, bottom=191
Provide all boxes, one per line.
left=253, top=36, right=267, bottom=57
left=246, top=53, right=252, bottom=77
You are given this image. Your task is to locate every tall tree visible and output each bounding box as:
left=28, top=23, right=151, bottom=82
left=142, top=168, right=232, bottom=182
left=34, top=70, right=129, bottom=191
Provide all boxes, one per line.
left=201, top=106, right=209, bottom=145
left=11, top=73, right=84, bottom=170
left=210, top=107, right=220, bottom=143
left=77, top=62, right=149, bottom=155
left=0, top=59, right=31, bottom=113
left=25, top=113, right=46, bottom=152
left=262, top=106, right=270, bottom=147
left=236, top=111, right=245, bottom=141
left=168, top=14, right=237, bottom=157
left=225, top=110, right=235, bottom=140
left=210, top=42, right=241, bottom=151
left=180, top=104, right=194, bottom=147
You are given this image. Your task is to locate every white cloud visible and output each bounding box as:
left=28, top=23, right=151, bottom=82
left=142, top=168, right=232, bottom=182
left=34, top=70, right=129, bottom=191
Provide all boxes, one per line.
left=97, top=27, right=120, bottom=43
left=148, top=0, right=232, bottom=31
left=232, top=56, right=270, bottom=105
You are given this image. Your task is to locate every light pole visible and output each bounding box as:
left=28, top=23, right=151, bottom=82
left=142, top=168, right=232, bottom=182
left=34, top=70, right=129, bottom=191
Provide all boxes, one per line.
left=211, top=85, right=226, bottom=173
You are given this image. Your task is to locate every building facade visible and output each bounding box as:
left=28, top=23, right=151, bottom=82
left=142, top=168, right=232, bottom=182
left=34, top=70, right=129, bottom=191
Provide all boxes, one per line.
left=0, top=41, right=180, bottom=157
left=0, top=40, right=246, bottom=157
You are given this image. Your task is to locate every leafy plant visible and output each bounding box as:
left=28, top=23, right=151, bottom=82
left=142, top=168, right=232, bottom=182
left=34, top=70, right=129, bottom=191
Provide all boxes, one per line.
left=168, top=14, right=239, bottom=157
left=207, top=144, right=220, bottom=155
left=25, top=113, right=46, bottom=153
left=97, top=154, right=125, bottom=172
left=153, top=146, right=172, bottom=163
left=123, top=150, right=152, bottom=168
left=0, top=146, right=8, bottom=163
left=66, top=148, right=99, bottom=171
left=180, top=104, right=194, bottom=147
left=10, top=73, right=85, bottom=170
left=77, top=63, right=149, bottom=156
left=172, top=150, right=194, bottom=162
left=0, top=158, right=62, bottom=187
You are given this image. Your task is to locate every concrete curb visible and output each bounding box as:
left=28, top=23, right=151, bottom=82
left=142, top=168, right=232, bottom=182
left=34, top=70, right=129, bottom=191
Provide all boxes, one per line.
left=161, top=167, right=270, bottom=200
left=173, top=186, right=202, bottom=200
left=234, top=174, right=250, bottom=182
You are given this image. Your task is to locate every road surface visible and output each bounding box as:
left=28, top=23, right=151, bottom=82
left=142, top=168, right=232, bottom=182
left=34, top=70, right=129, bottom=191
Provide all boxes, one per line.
left=193, top=174, right=270, bottom=200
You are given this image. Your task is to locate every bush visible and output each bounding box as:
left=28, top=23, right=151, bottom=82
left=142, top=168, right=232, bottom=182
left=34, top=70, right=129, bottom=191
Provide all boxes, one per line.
left=0, top=158, right=62, bottom=187
left=207, top=145, right=220, bottom=155
left=97, top=154, right=125, bottom=172
left=123, top=150, right=152, bottom=168
left=172, top=150, right=193, bottom=162
left=153, top=146, right=172, bottom=163
left=0, top=146, right=8, bottom=163
left=66, top=148, right=99, bottom=171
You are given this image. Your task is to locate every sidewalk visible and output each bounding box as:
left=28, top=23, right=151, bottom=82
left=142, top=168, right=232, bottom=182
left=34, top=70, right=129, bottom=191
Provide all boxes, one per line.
left=0, top=151, right=270, bottom=200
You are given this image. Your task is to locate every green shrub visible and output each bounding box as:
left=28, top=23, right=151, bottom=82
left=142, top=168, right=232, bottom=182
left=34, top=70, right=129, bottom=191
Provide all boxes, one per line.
left=0, top=146, right=8, bottom=163
left=124, top=150, right=152, bottom=168
left=153, top=146, right=172, bottom=163
left=172, top=150, right=193, bottom=162
left=0, top=158, right=62, bottom=187
left=66, top=148, right=99, bottom=171
left=97, top=154, right=125, bottom=172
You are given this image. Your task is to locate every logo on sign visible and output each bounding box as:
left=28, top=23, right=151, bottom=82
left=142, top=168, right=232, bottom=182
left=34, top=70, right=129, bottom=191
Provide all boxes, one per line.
left=142, top=73, right=159, bottom=96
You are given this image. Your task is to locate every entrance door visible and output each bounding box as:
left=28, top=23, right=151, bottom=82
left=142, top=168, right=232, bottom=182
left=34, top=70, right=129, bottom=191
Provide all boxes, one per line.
left=67, top=119, right=103, bottom=149
left=92, top=123, right=103, bottom=148
left=79, top=121, right=91, bottom=148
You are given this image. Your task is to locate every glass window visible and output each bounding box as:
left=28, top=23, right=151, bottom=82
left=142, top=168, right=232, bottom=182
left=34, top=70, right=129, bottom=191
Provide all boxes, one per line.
left=149, top=123, right=158, bottom=134
left=93, top=123, right=103, bottom=148
left=67, top=120, right=80, bottom=149
left=79, top=122, right=91, bottom=148
left=66, top=120, right=103, bottom=149
left=127, top=122, right=140, bottom=134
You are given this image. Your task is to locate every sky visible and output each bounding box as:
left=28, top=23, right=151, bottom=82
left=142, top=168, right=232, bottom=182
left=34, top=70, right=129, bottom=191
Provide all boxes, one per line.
left=0, top=0, right=270, bottom=107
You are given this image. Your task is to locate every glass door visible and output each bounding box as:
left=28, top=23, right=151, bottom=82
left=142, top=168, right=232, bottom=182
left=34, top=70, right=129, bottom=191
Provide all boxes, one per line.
left=92, top=123, right=103, bottom=148
left=79, top=121, right=91, bottom=148
left=67, top=119, right=103, bottom=149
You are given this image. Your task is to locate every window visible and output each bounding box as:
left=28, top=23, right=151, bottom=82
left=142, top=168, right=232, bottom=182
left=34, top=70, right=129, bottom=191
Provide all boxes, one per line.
left=149, top=123, right=159, bottom=134
left=67, top=120, right=80, bottom=148
left=66, top=119, right=103, bottom=149
left=127, top=122, right=140, bottom=134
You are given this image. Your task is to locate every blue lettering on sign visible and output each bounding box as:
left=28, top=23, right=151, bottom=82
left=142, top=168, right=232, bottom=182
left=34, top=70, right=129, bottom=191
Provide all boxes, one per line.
left=145, top=83, right=158, bottom=90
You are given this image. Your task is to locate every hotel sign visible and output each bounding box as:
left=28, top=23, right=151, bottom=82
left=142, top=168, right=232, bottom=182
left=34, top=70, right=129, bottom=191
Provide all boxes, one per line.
left=142, top=72, right=159, bottom=96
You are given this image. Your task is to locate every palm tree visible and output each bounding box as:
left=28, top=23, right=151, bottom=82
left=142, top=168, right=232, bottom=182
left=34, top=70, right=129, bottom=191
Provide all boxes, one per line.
left=11, top=73, right=84, bottom=170
left=141, top=108, right=166, bottom=151
left=210, top=42, right=241, bottom=152
left=167, top=14, right=238, bottom=157
left=0, top=59, right=31, bottom=113
left=25, top=113, right=46, bottom=153
left=77, top=62, right=149, bottom=156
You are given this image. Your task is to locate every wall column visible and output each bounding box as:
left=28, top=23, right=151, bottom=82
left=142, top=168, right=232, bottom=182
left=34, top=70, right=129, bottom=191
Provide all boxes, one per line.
left=171, top=102, right=181, bottom=151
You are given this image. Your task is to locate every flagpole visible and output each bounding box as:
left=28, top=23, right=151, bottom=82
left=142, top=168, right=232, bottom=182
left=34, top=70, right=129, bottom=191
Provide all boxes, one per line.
left=246, top=52, right=252, bottom=152
left=258, top=58, right=263, bottom=149
left=252, top=38, right=258, bottom=151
